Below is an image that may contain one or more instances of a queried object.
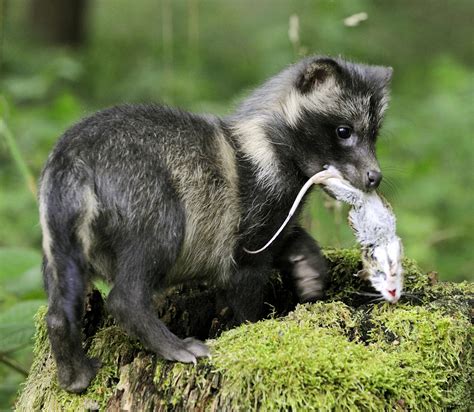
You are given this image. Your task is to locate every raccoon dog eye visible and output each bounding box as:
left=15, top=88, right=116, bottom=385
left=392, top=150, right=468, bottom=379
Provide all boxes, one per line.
left=336, top=126, right=352, bottom=139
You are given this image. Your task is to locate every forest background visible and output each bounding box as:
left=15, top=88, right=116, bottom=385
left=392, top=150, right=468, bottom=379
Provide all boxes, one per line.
left=0, top=0, right=472, bottom=409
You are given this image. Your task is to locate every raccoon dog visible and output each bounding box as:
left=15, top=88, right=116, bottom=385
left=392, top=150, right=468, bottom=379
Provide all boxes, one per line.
left=39, top=56, right=392, bottom=392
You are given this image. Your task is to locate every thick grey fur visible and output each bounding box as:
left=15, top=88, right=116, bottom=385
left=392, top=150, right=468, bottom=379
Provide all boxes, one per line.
left=39, top=55, right=392, bottom=392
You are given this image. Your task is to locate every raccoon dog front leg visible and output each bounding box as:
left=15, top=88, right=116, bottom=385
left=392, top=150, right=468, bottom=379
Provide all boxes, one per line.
left=276, top=227, right=328, bottom=302
left=225, top=266, right=269, bottom=325
left=106, top=248, right=209, bottom=364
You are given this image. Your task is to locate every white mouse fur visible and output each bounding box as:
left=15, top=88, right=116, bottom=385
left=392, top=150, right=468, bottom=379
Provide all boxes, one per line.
left=244, top=166, right=404, bottom=303
left=312, top=166, right=404, bottom=303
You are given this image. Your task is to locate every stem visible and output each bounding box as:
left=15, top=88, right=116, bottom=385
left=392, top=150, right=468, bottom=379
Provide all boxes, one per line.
left=0, top=353, right=28, bottom=377
left=161, top=0, right=173, bottom=70
left=0, top=117, right=37, bottom=199
left=0, top=0, right=3, bottom=72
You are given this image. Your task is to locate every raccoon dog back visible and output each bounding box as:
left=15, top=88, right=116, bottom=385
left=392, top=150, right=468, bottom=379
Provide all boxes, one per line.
left=39, top=105, right=240, bottom=392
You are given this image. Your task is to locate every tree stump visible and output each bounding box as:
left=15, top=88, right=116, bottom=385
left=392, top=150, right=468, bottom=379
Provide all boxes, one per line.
left=16, top=249, right=473, bottom=411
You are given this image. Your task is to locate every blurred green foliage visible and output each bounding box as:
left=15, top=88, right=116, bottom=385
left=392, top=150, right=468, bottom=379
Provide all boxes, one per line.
left=0, top=0, right=473, bottom=408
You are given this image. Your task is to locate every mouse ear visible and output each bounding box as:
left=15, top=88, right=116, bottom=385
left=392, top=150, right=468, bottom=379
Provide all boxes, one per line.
left=296, top=57, right=341, bottom=94
left=355, top=269, right=370, bottom=280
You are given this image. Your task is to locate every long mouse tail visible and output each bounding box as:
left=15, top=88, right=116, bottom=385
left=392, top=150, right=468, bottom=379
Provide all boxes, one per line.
left=243, top=173, right=320, bottom=254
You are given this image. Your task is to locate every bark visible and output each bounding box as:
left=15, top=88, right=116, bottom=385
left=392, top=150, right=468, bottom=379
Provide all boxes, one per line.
left=15, top=250, right=474, bottom=411
left=30, top=0, right=88, bottom=47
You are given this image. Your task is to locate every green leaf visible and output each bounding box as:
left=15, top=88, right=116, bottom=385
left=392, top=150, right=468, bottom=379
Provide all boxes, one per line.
left=0, top=248, right=43, bottom=299
left=0, top=248, right=41, bottom=281
left=0, top=300, right=45, bottom=353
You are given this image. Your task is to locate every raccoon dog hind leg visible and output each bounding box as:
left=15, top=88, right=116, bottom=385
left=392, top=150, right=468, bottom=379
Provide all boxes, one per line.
left=39, top=55, right=393, bottom=393
left=40, top=166, right=101, bottom=393
left=39, top=150, right=208, bottom=393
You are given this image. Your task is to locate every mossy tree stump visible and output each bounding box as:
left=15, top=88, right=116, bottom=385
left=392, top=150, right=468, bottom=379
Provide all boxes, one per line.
left=16, top=250, right=473, bottom=411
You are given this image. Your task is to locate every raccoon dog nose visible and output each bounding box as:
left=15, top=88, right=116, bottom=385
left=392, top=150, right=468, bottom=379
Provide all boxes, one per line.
left=366, top=170, right=382, bottom=189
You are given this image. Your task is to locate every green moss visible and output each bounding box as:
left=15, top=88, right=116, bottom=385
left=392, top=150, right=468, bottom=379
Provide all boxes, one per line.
left=154, top=362, right=189, bottom=406
left=31, top=306, right=49, bottom=358
left=286, top=301, right=356, bottom=334
left=56, top=327, right=132, bottom=408
left=430, top=280, right=474, bottom=297
left=323, top=248, right=430, bottom=302
left=208, top=301, right=472, bottom=411
left=322, top=248, right=364, bottom=301
left=55, top=325, right=145, bottom=410
left=152, top=357, right=218, bottom=409
left=16, top=308, right=142, bottom=411
left=401, top=257, right=430, bottom=292
left=16, top=251, right=473, bottom=411
left=16, top=307, right=62, bottom=411
left=368, top=304, right=473, bottom=409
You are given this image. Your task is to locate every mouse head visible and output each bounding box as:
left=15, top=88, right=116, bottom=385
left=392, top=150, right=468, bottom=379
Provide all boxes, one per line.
left=357, top=238, right=404, bottom=303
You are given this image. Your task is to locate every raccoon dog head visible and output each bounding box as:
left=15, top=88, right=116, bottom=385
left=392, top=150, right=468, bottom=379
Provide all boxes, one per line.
left=288, top=57, right=392, bottom=191
left=233, top=56, right=393, bottom=192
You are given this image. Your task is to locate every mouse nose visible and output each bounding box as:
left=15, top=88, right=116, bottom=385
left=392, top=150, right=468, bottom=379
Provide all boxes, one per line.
left=366, top=170, right=382, bottom=190
left=387, top=289, right=397, bottom=297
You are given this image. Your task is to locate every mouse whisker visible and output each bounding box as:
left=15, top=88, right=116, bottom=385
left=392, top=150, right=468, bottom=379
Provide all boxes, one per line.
left=401, top=292, right=423, bottom=302
left=352, top=291, right=381, bottom=297
left=368, top=296, right=385, bottom=304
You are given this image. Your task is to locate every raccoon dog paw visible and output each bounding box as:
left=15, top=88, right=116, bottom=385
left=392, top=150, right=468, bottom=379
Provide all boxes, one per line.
left=291, top=254, right=326, bottom=302
left=183, top=337, right=210, bottom=357
left=162, top=338, right=210, bottom=364
left=58, top=357, right=101, bottom=393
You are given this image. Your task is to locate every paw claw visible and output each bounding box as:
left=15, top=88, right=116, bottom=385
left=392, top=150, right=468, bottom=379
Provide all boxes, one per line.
left=183, top=337, right=210, bottom=358
left=160, top=338, right=209, bottom=364
left=164, top=348, right=197, bottom=364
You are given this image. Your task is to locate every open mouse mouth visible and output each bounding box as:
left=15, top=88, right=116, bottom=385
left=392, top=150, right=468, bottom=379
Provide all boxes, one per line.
left=352, top=290, right=401, bottom=305
left=382, top=288, right=401, bottom=304
left=386, top=295, right=400, bottom=304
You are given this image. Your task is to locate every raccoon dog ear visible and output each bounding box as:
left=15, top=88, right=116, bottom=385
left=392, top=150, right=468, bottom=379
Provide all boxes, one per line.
left=367, top=65, right=393, bottom=88
left=296, top=58, right=341, bottom=94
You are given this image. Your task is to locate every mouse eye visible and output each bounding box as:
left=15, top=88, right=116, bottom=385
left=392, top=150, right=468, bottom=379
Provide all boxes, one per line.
left=336, top=126, right=353, bottom=139
left=375, top=270, right=387, bottom=280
